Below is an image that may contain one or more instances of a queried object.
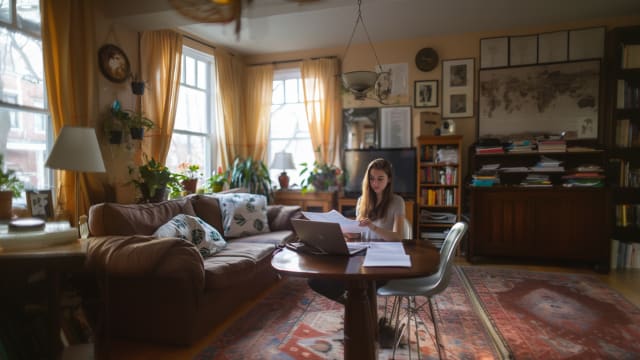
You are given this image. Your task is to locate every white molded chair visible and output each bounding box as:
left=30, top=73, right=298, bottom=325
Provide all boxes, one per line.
left=377, top=221, right=468, bottom=360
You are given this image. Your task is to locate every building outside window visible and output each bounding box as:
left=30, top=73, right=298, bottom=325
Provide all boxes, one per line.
left=0, top=0, right=50, bottom=206
left=166, top=46, right=217, bottom=187
left=269, top=68, right=314, bottom=188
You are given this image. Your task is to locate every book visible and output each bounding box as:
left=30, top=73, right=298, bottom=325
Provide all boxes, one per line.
left=623, top=44, right=640, bottom=69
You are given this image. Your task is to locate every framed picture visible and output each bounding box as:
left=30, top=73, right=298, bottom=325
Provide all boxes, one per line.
left=27, top=190, right=54, bottom=220
left=480, top=37, right=508, bottom=69
left=442, top=58, right=475, bottom=118
left=414, top=80, right=438, bottom=108
left=509, top=35, right=538, bottom=66
left=569, top=26, right=605, bottom=60
left=538, top=31, right=568, bottom=63
left=379, top=106, right=412, bottom=148
left=98, top=44, right=131, bottom=83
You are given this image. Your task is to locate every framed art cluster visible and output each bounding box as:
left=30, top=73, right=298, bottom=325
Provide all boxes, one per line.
left=414, top=80, right=438, bottom=108
left=480, top=26, right=605, bottom=70
left=442, top=58, right=474, bottom=118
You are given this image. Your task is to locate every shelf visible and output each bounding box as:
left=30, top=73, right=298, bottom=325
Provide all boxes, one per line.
left=612, top=226, right=640, bottom=241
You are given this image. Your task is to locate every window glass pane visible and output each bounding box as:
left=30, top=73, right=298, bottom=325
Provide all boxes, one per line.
left=284, top=78, right=298, bottom=103
left=16, top=0, right=40, bottom=36
left=197, top=60, right=207, bottom=90
left=166, top=133, right=207, bottom=178
left=0, top=27, right=45, bottom=109
left=0, top=0, right=11, bottom=24
left=272, top=80, right=284, bottom=105
left=174, top=86, right=206, bottom=132
left=185, top=56, right=195, bottom=87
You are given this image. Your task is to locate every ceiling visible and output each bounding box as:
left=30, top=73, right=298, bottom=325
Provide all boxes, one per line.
left=104, top=0, right=640, bottom=56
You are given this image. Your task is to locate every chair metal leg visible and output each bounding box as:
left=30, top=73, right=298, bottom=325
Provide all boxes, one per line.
left=428, top=297, right=442, bottom=360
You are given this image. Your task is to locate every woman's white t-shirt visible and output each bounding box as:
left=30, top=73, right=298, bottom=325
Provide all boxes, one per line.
left=356, top=194, right=405, bottom=239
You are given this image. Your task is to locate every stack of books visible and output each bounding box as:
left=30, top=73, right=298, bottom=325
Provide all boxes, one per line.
left=537, top=139, right=566, bottom=152
left=475, top=145, right=504, bottom=154
left=562, top=164, right=605, bottom=187
left=529, top=156, right=564, bottom=172
left=471, top=169, right=500, bottom=187
left=506, top=139, right=535, bottom=153
left=520, top=174, right=552, bottom=187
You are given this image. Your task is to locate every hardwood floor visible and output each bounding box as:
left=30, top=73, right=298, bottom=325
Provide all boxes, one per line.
left=90, top=261, right=640, bottom=360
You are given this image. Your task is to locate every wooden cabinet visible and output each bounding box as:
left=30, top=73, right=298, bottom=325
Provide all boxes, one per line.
left=606, top=26, right=640, bottom=268
left=416, top=135, right=462, bottom=247
left=273, top=190, right=337, bottom=212
left=469, top=187, right=610, bottom=270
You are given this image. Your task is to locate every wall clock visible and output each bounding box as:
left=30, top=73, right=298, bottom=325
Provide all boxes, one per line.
left=415, top=47, right=439, bottom=72
left=98, top=44, right=131, bottom=83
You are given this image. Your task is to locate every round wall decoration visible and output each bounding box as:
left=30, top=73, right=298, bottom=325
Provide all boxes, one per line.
left=98, top=44, right=131, bottom=83
left=415, top=47, right=439, bottom=72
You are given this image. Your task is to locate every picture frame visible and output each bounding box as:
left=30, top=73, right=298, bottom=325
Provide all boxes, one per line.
left=27, top=190, right=54, bottom=220
left=442, top=58, right=475, bottom=118
left=414, top=80, right=438, bottom=108
left=379, top=106, right=412, bottom=148
left=509, top=35, right=538, bottom=66
left=569, top=26, right=605, bottom=60
left=98, top=44, right=131, bottom=83
left=480, top=37, right=508, bottom=69
left=538, top=31, right=568, bottom=63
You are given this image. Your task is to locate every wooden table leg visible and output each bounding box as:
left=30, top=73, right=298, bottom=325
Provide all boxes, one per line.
left=344, top=280, right=377, bottom=360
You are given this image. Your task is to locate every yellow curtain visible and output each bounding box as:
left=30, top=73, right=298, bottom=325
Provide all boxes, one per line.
left=301, top=58, right=342, bottom=167
left=214, top=49, right=246, bottom=168
left=140, top=30, right=183, bottom=164
left=245, top=65, right=274, bottom=161
left=42, top=0, right=102, bottom=221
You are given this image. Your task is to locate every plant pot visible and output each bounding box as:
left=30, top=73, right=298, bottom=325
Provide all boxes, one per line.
left=130, top=127, right=144, bottom=140
left=0, top=191, right=12, bottom=220
left=139, top=184, right=167, bottom=203
left=182, top=178, right=198, bottom=194
left=109, top=130, right=123, bottom=144
left=131, top=81, right=145, bottom=95
left=211, top=183, right=224, bottom=193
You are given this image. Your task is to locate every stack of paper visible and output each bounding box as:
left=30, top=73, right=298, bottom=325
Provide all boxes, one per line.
left=362, top=242, right=411, bottom=267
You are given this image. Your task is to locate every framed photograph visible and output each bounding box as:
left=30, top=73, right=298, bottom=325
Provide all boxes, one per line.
left=509, top=35, right=538, bottom=66
left=538, top=31, right=568, bottom=63
left=27, top=190, right=54, bottom=220
left=380, top=106, right=412, bottom=148
left=414, top=80, right=438, bottom=108
left=569, top=26, right=605, bottom=60
left=480, top=37, right=508, bottom=69
left=442, top=58, right=475, bottom=118
left=98, top=44, right=131, bottom=83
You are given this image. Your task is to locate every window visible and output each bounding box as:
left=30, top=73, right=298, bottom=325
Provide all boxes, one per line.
left=166, top=46, right=216, bottom=183
left=0, top=0, right=50, bottom=203
left=268, top=68, right=314, bottom=188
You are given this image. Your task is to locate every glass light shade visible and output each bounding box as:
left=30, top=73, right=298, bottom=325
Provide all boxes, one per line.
left=342, top=71, right=379, bottom=100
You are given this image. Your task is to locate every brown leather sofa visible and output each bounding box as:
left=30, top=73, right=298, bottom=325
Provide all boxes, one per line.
left=86, top=194, right=302, bottom=345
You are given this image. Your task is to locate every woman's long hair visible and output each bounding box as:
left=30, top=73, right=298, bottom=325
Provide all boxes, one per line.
left=357, top=158, right=393, bottom=221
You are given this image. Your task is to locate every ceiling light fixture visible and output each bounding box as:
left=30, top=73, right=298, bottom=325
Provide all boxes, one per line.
left=341, top=0, right=390, bottom=103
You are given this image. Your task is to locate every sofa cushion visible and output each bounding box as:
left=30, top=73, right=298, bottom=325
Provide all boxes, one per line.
left=154, top=214, right=227, bottom=257
left=217, top=193, right=270, bottom=237
left=267, top=205, right=304, bottom=231
left=202, top=242, right=275, bottom=289
left=228, top=230, right=296, bottom=246
left=88, top=198, right=196, bottom=236
left=188, top=195, right=224, bottom=234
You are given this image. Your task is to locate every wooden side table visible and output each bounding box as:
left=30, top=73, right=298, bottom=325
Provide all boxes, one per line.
left=0, top=240, right=88, bottom=359
left=273, top=190, right=337, bottom=212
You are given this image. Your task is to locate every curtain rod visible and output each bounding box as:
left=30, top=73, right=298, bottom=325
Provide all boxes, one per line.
left=183, top=34, right=217, bottom=50
left=249, top=55, right=337, bottom=67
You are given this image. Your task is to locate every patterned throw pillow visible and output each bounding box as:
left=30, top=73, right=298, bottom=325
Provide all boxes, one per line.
left=154, top=214, right=227, bottom=258
left=217, top=193, right=270, bottom=237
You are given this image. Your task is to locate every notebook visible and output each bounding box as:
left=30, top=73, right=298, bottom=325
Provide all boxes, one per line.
left=290, top=219, right=368, bottom=256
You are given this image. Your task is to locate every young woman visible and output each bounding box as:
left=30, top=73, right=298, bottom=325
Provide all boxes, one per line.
left=308, top=158, right=406, bottom=303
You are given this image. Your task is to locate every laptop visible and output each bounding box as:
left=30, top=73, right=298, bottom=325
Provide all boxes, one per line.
left=290, top=219, right=368, bottom=256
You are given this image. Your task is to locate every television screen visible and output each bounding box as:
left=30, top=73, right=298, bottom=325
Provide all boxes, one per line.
left=343, top=148, right=416, bottom=198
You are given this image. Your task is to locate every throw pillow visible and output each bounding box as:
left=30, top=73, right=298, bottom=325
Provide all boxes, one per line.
left=154, top=214, right=227, bottom=258
left=217, top=193, right=270, bottom=237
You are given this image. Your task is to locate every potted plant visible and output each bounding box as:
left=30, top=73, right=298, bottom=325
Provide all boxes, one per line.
left=299, top=160, right=342, bottom=194
left=177, top=162, right=202, bottom=194
left=128, top=154, right=177, bottom=203
left=130, top=73, right=146, bottom=95
left=228, top=156, right=273, bottom=201
left=126, top=110, right=154, bottom=140
left=206, top=166, right=228, bottom=193
left=0, top=154, right=24, bottom=219
left=105, top=100, right=128, bottom=144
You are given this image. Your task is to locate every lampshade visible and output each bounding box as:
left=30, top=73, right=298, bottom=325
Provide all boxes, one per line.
left=342, top=71, right=379, bottom=100
left=270, top=152, right=295, bottom=171
left=45, top=126, right=106, bottom=173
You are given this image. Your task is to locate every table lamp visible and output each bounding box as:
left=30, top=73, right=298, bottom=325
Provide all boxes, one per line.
left=45, top=126, right=106, bottom=234
left=270, top=152, right=295, bottom=189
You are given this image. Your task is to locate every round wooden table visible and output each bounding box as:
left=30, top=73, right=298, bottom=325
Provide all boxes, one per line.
left=271, top=240, right=440, bottom=360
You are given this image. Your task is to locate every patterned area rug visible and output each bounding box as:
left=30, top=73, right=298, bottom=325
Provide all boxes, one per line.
left=461, top=266, right=640, bottom=359
left=196, top=268, right=500, bottom=359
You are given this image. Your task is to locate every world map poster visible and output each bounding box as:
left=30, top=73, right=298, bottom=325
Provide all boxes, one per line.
left=478, top=60, right=600, bottom=139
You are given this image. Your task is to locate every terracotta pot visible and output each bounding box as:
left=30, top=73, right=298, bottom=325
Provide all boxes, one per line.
left=0, top=190, right=13, bottom=220
left=182, top=178, right=198, bottom=194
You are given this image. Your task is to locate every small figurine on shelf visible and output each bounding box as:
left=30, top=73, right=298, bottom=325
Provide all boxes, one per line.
left=78, top=214, right=89, bottom=239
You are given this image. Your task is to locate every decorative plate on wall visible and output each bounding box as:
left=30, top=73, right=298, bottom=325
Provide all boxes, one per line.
left=98, top=44, right=131, bottom=83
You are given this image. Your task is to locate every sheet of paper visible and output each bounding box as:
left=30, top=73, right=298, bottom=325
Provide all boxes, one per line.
left=362, top=242, right=411, bottom=267
left=301, top=210, right=362, bottom=233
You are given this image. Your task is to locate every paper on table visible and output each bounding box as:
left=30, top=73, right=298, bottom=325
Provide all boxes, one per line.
left=362, top=242, right=412, bottom=267
left=301, top=209, right=362, bottom=233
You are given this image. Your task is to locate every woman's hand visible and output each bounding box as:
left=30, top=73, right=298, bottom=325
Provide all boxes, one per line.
left=359, top=218, right=378, bottom=233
